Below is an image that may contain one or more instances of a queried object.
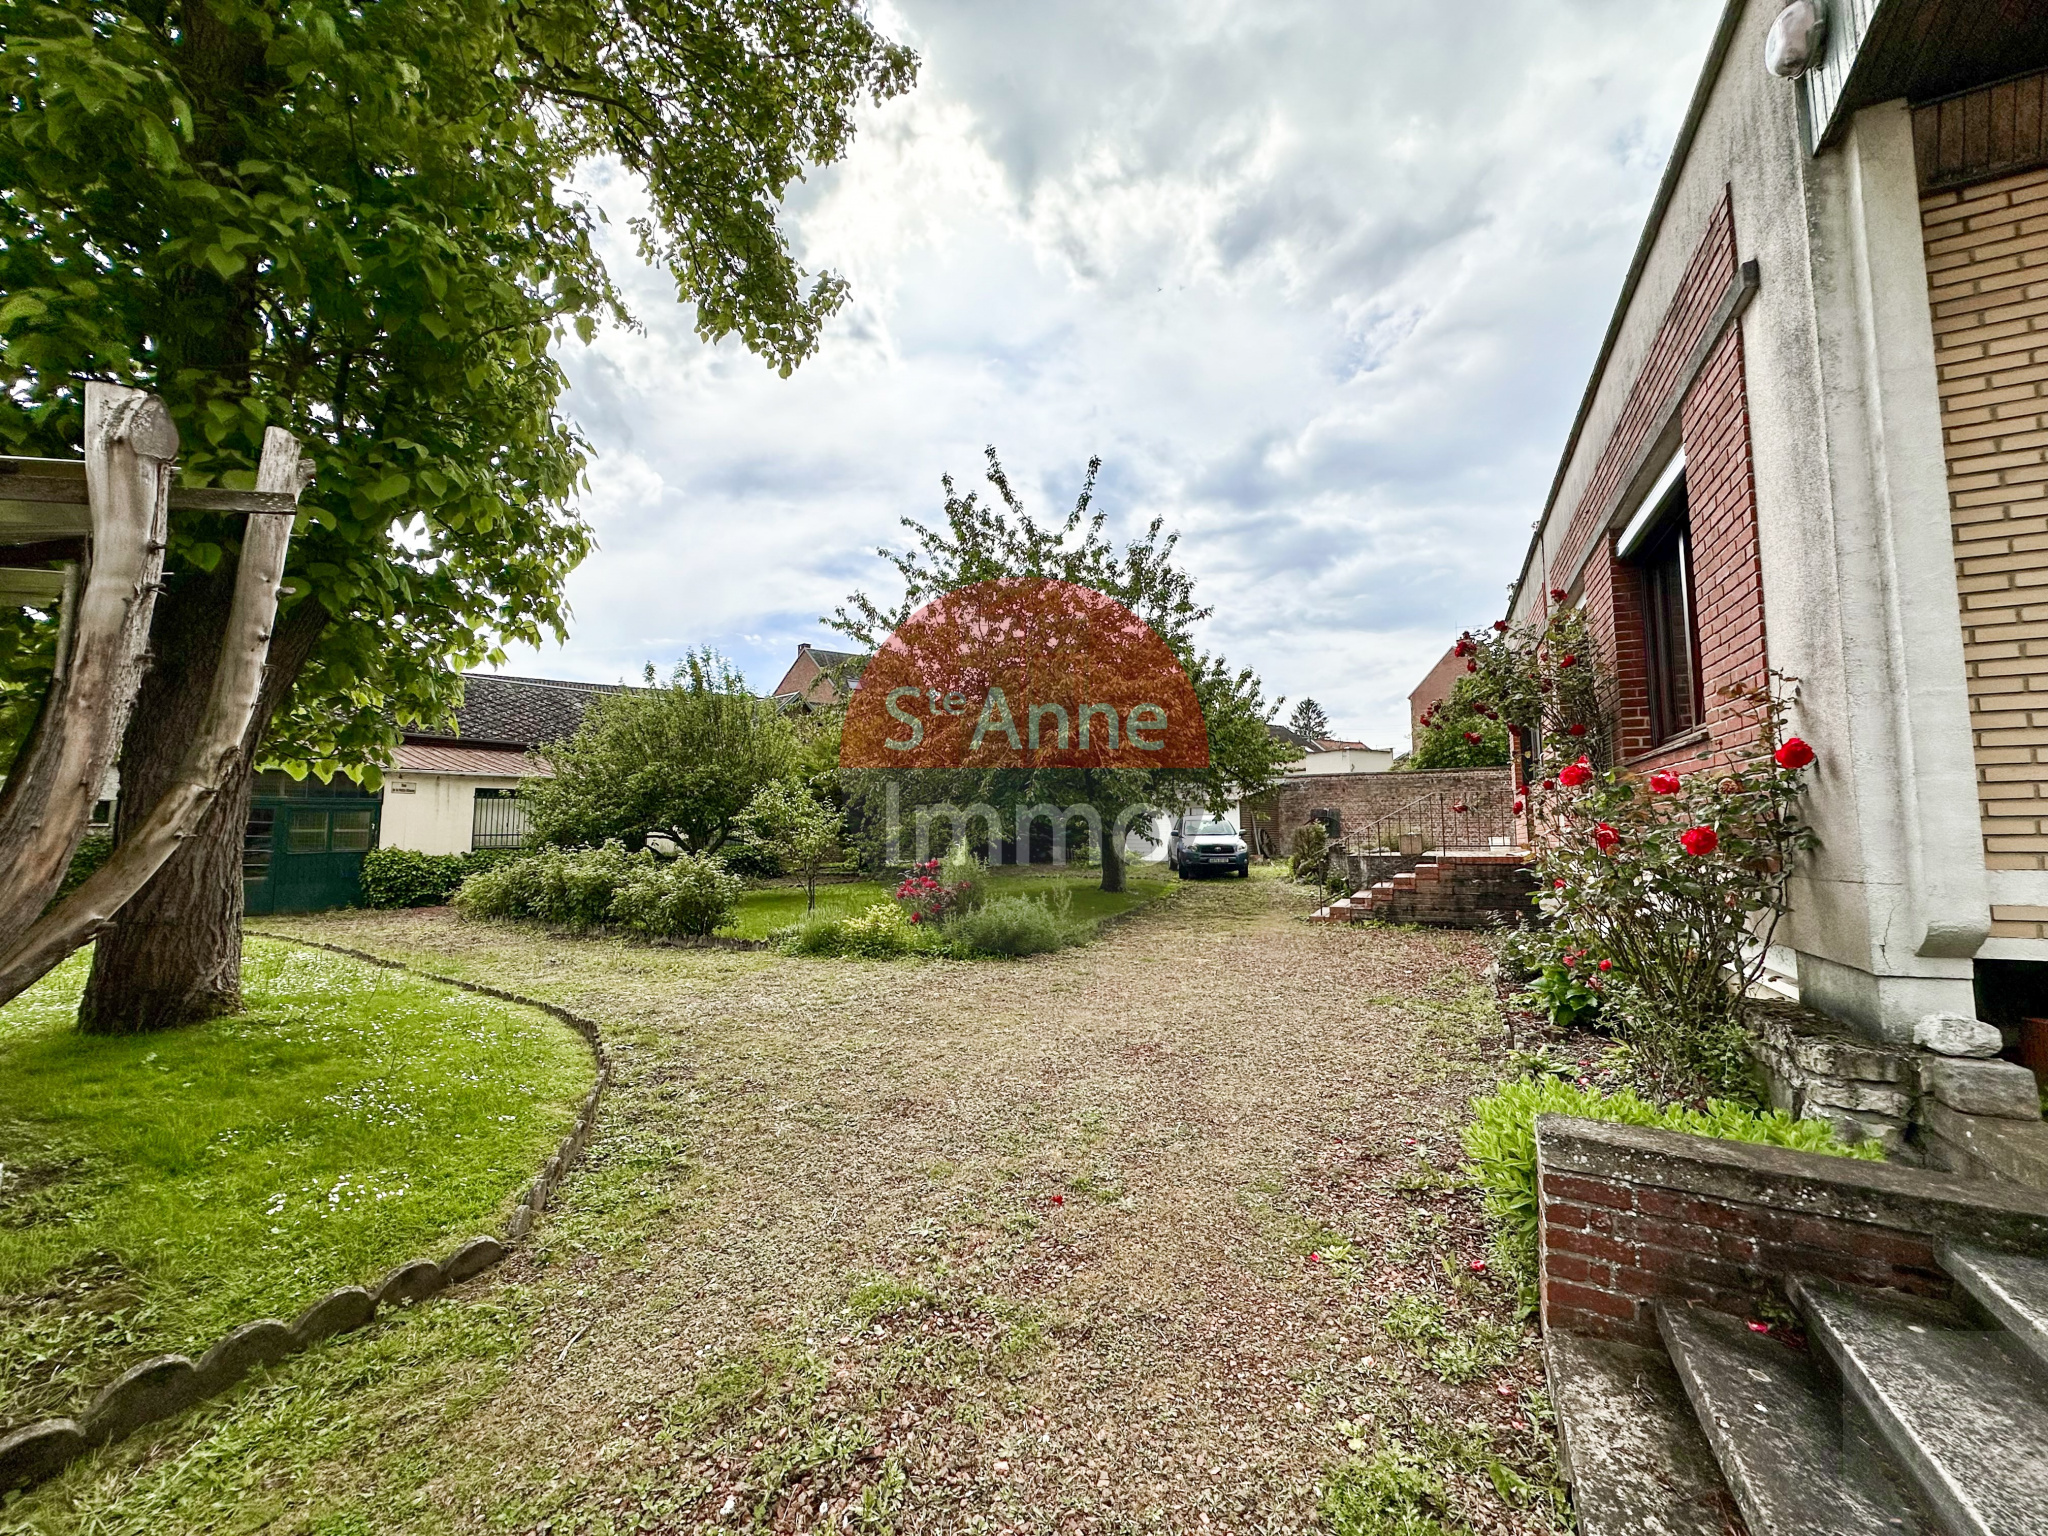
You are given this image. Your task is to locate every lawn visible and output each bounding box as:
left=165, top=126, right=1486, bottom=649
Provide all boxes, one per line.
left=0, top=939, right=594, bottom=1429
left=717, top=864, right=1175, bottom=940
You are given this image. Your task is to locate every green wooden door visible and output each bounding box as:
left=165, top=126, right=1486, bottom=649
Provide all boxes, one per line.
left=243, top=773, right=380, bottom=914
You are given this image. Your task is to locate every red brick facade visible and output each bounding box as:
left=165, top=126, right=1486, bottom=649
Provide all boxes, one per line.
left=1548, top=191, right=1768, bottom=778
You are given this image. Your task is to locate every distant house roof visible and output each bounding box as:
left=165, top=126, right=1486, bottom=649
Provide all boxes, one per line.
left=391, top=742, right=552, bottom=778
left=1269, top=723, right=1318, bottom=751
left=772, top=643, right=868, bottom=706
left=404, top=673, right=630, bottom=751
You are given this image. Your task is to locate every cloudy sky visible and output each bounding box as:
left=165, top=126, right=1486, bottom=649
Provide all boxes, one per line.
left=499, top=0, right=1717, bottom=750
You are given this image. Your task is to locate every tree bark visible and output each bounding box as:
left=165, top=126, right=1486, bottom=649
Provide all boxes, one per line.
left=1097, top=819, right=1126, bottom=894
left=75, top=559, right=326, bottom=1033
left=0, top=385, right=177, bottom=942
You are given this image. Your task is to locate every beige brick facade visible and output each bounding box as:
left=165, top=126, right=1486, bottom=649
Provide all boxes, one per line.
left=1924, top=165, right=2048, bottom=924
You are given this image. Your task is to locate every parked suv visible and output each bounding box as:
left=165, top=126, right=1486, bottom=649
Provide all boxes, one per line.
left=1169, top=814, right=1250, bottom=878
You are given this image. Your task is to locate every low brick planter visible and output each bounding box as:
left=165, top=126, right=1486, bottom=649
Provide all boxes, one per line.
left=1535, top=1115, right=2048, bottom=1349
left=0, top=937, right=610, bottom=1497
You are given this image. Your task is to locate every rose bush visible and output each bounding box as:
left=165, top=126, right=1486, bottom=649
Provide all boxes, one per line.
left=1526, top=679, right=1817, bottom=1098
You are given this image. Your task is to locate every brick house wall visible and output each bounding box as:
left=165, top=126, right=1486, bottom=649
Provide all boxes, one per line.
left=1923, top=163, right=2048, bottom=939
left=1407, top=644, right=1466, bottom=744
left=1546, top=190, right=1769, bottom=780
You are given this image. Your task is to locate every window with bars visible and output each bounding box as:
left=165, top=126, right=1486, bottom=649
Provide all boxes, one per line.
left=472, top=788, right=531, bottom=850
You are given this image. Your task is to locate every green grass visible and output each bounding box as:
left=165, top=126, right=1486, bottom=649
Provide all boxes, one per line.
left=717, top=866, right=1171, bottom=941
left=0, top=940, right=594, bottom=1426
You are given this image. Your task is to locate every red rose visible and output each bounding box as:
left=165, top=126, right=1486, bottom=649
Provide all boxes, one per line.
left=1512, top=799, right=1525, bottom=815
left=1493, top=620, right=1509, bottom=632
left=1452, top=802, right=1469, bottom=814
left=1598, top=959, right=1613, bottom=972
left=1567, top=722, right=1586, bottom=737
left=1454, top=639, right=1470, bottom=657
left=1775, top=737, right=1815, bottom=769
left=1542, top=778, right=1555, bottom=790
left=1552, top=879, right=1566, bottom=889
left=1549, top=587, right=1566, bottom=601
left=1680, top=825, right=1719, bottom=856
left=1559, top=654, right=1577, bottom=668
left=1593, top=822, right=1619, bottom=851
left=1648, top=769, right=1680, bottom=795
left=1051, top=1193, right=1065, bottom=1207
left=1463, top=731, right=1481, bottom=745
left=1559, top=762, right=1592, bottom=788
left=1466, top=659, right=1477, bottom=673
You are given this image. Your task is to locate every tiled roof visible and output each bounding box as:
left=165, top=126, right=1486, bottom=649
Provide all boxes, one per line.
left=405, top=673, right=630, bottom=750
left=391, top=742, right=552, bottom=778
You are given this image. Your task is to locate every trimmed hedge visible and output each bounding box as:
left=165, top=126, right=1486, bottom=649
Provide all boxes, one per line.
left=359, top=847, right=521, bottom=909
left=451, top=843, right=742, bottom=938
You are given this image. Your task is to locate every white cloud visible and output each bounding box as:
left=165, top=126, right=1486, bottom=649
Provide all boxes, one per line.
left=500, top=0, right=1713, bottom=747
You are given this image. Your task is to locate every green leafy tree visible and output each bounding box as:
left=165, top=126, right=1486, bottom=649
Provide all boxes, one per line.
left=735, top=779, right=842, bottom=911
left=830, top=449, right=1298, bottom=892
left=523, top=653, right=798, bottom=855
left=1288, top=698, right=1330, bottom=741
left=0, top=0, right=914, bottom=1028
left=1406, top=674, right=1512, bottom=770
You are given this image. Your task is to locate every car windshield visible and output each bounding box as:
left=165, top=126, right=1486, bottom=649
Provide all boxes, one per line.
left=1185, top=819, right=1237, bottom=836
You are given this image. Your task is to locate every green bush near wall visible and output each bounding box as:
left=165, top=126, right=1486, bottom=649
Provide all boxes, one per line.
left=359, top=847, right=521, bottom=909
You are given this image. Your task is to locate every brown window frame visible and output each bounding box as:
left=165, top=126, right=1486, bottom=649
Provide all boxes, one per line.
left=1627, top=473, right=1704, bottom=748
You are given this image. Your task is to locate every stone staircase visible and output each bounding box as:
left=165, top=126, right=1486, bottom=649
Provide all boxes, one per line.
left=1547, top=1150, right=2048, bottom=1535
left=1310, top=848, right=1536, bottom=927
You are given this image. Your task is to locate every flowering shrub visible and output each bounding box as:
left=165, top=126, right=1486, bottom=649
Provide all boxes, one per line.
left=892, top=844, right=984, bottom=925
left=1460, top=605, right=1615, bottom=775
left=1528, top=679, right=1817, bottom=1098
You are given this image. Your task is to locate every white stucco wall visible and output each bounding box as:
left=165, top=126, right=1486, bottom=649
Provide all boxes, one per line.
left=378, top=773, right=522, bottom=855
left=1285, top=748, right=1396, bottom=776
left=1510, top=0, right=2003, bottom=1038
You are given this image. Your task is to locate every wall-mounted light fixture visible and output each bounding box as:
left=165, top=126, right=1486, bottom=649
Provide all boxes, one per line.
left=1765, top=0, right=1826, bottom=79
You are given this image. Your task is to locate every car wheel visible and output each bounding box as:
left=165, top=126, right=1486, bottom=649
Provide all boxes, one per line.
left=1237, top=864, right=1249, bottom=878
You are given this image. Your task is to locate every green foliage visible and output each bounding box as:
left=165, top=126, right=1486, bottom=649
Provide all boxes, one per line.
left=1525, top=962, right=1601, bottom=1031
left=453, top=842, right=738, bottom=938
left=1462, top=1076, right=1884, bottom=1275
left=734, top=778, right=844, bottom=909
left=0, top=0, right=915, bottom=775
left=56, top=831, right=113, bottom=902
left=522, top=653, right=799, bottom=855
left=1289, top=822, right=1329, bottom=883
left=1319, top=1449, right=1459, bottom=1536
left=1289, top=698, right=1331, bottom=740
left=1461, top=607, right=1614, bottom=776
left=1379, top=1293, right=1522, bottom=1385
left=608, top=854, right=744, bottom=939
left=0, top=942, right=591, bottom=1426
left=1406, top=674, right=1512, bottom=771
left=945, top=891, right=1082, bottom=958
left=357, top=847, right=517, bottom=909
left=777, top=901, right=923, bottom=959
left=1528, top=681, right=1818, bottom=1097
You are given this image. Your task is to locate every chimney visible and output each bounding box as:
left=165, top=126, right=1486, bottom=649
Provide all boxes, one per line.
left=799, top=643, right=811, bottom=653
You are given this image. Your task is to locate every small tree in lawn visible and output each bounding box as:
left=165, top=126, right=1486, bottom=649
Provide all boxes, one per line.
left=1288, top=698, right=1331, bottom=741
left=523, top=652, right=798, bottom=854
left=736, top=780, right=843, bottom=912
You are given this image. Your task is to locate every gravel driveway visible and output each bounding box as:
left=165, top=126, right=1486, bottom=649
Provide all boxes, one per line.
left=15, top=871, right=1561, bottom=1535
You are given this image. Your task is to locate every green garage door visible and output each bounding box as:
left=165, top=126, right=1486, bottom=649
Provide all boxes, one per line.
left=244, top=771, right=380, bottom=915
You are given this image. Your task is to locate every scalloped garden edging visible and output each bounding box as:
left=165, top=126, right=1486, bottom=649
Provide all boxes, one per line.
left=0, top=935, right=611, bottom=1498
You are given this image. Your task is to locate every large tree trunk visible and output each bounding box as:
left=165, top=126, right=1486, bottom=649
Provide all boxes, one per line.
left=1097, top=819, right=1126, bottom=894
left=76, top=582, right=326, bottom=1033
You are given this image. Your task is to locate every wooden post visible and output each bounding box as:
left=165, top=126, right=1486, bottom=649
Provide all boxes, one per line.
left=0, top=384, right=176, bottom=945
left=0, top=428, right=309, bottom=1005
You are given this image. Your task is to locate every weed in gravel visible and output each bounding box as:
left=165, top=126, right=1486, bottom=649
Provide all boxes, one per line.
left=846, top=1276, right=940, bottom=1321
left=1379, top=1294, right=1523, bottom=1385
left=1319, top=1445, right=1459, bottom=1535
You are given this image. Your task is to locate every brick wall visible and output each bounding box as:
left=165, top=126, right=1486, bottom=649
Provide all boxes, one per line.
left=1923, top=164, right=2048, bottom=935
left=1546, top=197, right=1766, bottom=781
left=1535, top=1116, right=2048, bottom=1348
left=1274, top=767, right=1514, bottom=850
left=1552, top=193, right=1738, bottom=586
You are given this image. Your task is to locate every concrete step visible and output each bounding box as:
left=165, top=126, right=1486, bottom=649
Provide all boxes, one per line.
left=1792, top=1275, right=2048, bottom=1536
left=1542, top=1331, right=1739, bottom=1536
left=1939, top=1243, right=2048, bottom=1369
left=1657, top=1305, right=1931, bottom=1535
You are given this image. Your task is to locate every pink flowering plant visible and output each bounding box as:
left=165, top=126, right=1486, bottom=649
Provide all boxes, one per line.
left=892, top=845, right=985, bottom=926
left=1528, top=678, right=1819, bottom=1098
